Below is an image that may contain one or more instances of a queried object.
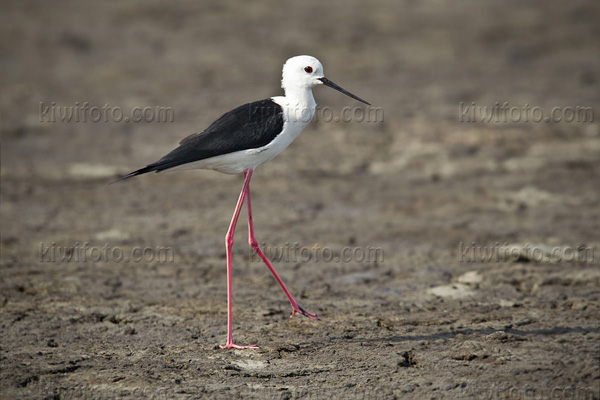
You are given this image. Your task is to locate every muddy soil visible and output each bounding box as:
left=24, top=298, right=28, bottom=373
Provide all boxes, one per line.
left=1, top=1, right=599, bottom=399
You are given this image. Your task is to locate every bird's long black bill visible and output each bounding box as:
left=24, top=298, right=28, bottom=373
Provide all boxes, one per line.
left=318, top=77, right=370, bottom=105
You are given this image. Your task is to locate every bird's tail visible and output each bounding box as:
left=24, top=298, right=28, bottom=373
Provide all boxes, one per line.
left=108, top=165, right=159, bottom=185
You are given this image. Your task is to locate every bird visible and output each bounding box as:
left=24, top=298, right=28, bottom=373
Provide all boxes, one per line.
left=111, top=55, right=370, bottom=349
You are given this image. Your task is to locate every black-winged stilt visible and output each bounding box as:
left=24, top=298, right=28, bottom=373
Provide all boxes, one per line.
left=111, top=55, right=370, bottom=349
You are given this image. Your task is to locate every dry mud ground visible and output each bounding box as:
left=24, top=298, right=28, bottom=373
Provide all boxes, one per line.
left=1, top=1, right=599, bottom=399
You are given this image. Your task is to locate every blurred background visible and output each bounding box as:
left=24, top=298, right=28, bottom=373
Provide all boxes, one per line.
left=1, top=0, right=599, bottom=398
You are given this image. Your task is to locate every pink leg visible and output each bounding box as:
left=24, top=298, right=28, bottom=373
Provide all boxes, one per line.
left=220, top=170, right=258, bottom=349
left=244, top=169, right=318, bottom=320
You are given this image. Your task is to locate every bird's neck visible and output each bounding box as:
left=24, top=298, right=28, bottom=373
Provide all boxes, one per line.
left=281, top=86, right=317, bottom=123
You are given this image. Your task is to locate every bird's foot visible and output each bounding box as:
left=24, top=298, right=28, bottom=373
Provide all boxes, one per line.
left=219, top=343, right=259, bottom=350
left=291, top=304, right=319, bottom=320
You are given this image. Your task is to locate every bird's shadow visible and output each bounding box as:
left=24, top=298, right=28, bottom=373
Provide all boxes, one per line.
left=346, top=325, right=599, bottom=344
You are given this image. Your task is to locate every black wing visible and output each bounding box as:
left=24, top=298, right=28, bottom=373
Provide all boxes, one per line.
left=111, top=99, right=283, bottom=183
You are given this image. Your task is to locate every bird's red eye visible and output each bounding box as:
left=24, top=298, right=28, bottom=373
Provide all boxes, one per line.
left=304, top=66, right=313, bottom=73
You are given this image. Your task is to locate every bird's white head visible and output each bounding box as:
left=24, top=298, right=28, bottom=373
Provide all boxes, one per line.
left=281, top=55, right=324, bottom=91
left=281, top=55, right=370, bottom=105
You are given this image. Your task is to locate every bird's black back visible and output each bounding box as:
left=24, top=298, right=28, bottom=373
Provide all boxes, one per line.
left=111, top=99, right=284, bottom=183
